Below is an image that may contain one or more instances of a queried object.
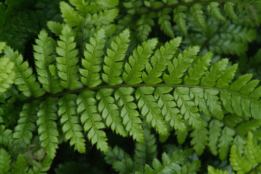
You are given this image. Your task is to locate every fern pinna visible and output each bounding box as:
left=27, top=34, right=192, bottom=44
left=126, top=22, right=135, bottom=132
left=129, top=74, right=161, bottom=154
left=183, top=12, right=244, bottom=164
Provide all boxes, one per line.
left=0, top=0, right=260, bottom=173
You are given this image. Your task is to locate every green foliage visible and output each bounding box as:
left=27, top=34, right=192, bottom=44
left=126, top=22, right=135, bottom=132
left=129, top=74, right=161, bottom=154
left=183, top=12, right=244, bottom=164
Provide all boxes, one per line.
left=0, top=0, right=261, bottom=173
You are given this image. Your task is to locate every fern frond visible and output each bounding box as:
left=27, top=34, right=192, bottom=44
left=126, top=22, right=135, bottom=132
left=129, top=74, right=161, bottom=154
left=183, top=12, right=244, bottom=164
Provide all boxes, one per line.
left=4, top=47, right=45, bottom=98
left=80, top=28, right=106, bottom=88
left=47, top=21, right=65, bottom=36
left=208, top=166, right=230, bottom=174
left=105, top=146, right=130, bottom=165
left=56, top=25, right=83, bottom=90
left=230, top=145, right=252, bottom=173
left=13, top=102, right=38, bottom=146
left=207, top=2, right=226, bottom=22
left=143, top=37, right=181, bottom=84
left=60, top=1, right=84, bottom=31
left=0, top=124, right=12, bottom=147
left=77, top=91, right=109, bottom=152
left=102, top=29, right=130, bottom=86
left=173, top=5, right=188, bottom=36
left=115, top=87, right=144, bottom=142
left=218, top=127, right=235, bottom=160
left=136, top=87, right=168, bottom=135
left=0, top=57, right=15, bottom=93
left=0, top=149, right=11, bottom=174
left=136, top=13, right=155, bottom=42
left=158, top=8, right=174, bottom=38
left=34, top=29, right=63, bottom=94
left=11, top=154, right=29, bottom=174
left=58, top=94, right=85, bottom=153
left=97, top=89, right=128, bottom=137
left=209, top=120, right=223, bottom=156
left=123, top=39, right=158, bottom=84
left=37, top=97, right=59, bottom=159
left=134, top=126, right=157, bottom=165
left=190, top=3, right=206, bottom=31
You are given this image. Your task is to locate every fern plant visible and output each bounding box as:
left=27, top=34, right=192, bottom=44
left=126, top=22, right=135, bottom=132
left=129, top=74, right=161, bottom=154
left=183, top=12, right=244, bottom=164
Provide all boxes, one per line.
left=0, top=0, right=261, bottom=173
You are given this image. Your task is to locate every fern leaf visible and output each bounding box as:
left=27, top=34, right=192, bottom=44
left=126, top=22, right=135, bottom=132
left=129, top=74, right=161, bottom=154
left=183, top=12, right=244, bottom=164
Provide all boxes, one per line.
left=60, top=1, right=84, bottom=31
left=4, top=46, right=45, bottom=98
left=218, top=127, right=235, bottom=160
left=97, top=89, right=128, bottom=137
left=0, top=125, right=12, bottom=147
left=204, top=89, right=223, bottom=120
left=58, top=94, right=85, bottom=153
left=56, top=25, right=83, bottom=90
left=174, top=87, right=202, bottom=129
left=11, top=154, right=29, bottom=174
left=143, top=37, right=181, bottom=84
left=105, top=146, right=130, bottom=165
left=134, top=126, right=157, bottom=165
left=37, top=97, right=59, bottom=159
left=245, top=132, right=261, bottom=164
left=207, top=2, right=226, bottom=22
left=191, top=88, right=211, bottom=116
left=13, top=102, right=38, bottom=146
left=184, top=52, right=212, bottom=85
left=224, top=2, right=238, bottom=21
left=102, top=29, right=130, bottom=85
left=209, top=120, right=223, bottom=156
left=136, top=87, right=168, bottom=135
left=47, top=21, right=64, bottom=37
left=155, top=87, right=186, bottom=131
left=173, top=5, right=188, bottom=36
left=77, top=91, right=108, bottom=152
left=208, top=166, right=230, bottom=174
left=158, top=8, right=174, bottom=38
left=123, top=39, right=158, bottom=84
left=0, top=149, right=11, bottom=174
left=176, top=130, right=188, bottom=145
left=216, top=64, right=238, bottom=89
left=34, top=29, right=63, bottom=94
left=69, top=0, right=89, bottom=17
left=190, top=3, right=206, bottom=30
left=136, top=13, right=155, bottom=42
left=230, top=145, right=252, bottom=173
left=80, top=29, right=106, bottom=87
left=201, top=59, right=228, bottom=87
left=164, top=46, right=200, bottom=84
left=115, top=87, right=144, bottom=142
left=236, top=120, right=261, bottom=136
left=190, top=115, right=209, bottom=155
left=96, top=0, right=119, bottom=9
left=0, top=57, right=15, bottom=93
left=85, top=9, right=119, bottom=28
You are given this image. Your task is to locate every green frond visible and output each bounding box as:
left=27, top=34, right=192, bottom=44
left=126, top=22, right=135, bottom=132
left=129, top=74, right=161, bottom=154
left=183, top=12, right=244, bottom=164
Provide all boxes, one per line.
left=37, top=97, right=59, bottom=159
left=105, top=146, right=130, bottom=165
left=163, top=46, right=200, bottom=84
left=123, top=38, right=158, bottom=84
left=158, top=8, right=174, bottom=38
left=218, top=127, right=235, bottom=160
left=34, top=29, right=63, bottom=94
left=173, top=5, right=188, bottom=36
left=209, top=120, right=223, bottom=156
left=0, top=57, right=15, bottom=93
left=96, top=0, right=119, bottom=9
left=60, top=1, right=84, bottom=31
left=102, top=29, right=130, bottom=85
left=246, top=132, right=261, bottom=164
left=190, top=3, right=206, bottom=31
left=115, top=87, right=144, bottom=142
left=4, top=47, right=45, bottom=98
left=77, top=91, right=109, bottom=152
left=208, top=166, right=230, bottom=174
left=224, top=2, right=238, bottom=21
left=174, top=87, right=202, bottom=129
left=80, top=28, right=106, bottom=88
left=154, top=87, right=186, bottom=131
left=190, top=114, right=209, bottom=155
left=136, top=13, right=155, bottom=42
left=13, top=102, right=38, bottom=146
left=0, top=124, right=12, bottom=147
left=56, top=25, right=83, bottom=90
left=69, top=0, right=90, bottom=17
left=143, top=37, right=181, bottom=84
left=97, top=89, right=128, bottom=137
left=11, top=154, right=29, bottom=174
left=207, top=2, right=226, bottom=22
left=58, top=94, right=85, bottom=153
left=134, top=126, right=157, bottom=165
left=230, top=145, right=252, bottom=173
left=47, top=21, right=64, bottom=36
left=136, top=87, right=168, bottom=135
left=0, top=149, right=11, bottom=174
